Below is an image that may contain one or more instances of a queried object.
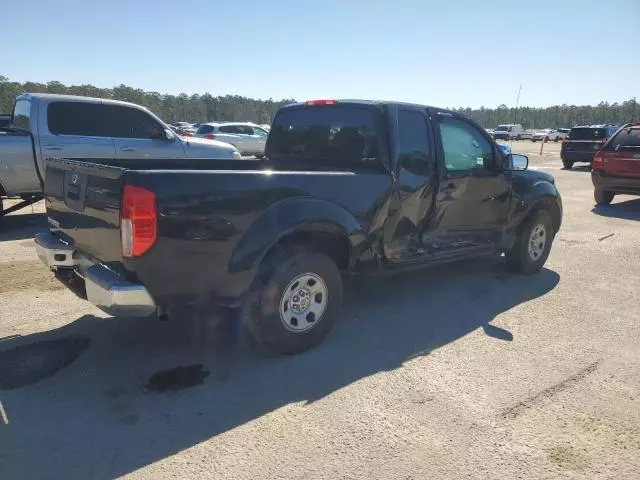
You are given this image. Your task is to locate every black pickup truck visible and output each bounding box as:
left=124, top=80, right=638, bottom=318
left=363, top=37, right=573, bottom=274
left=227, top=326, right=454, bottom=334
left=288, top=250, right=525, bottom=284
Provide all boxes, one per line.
left=35, top=100, right=562, bottom=354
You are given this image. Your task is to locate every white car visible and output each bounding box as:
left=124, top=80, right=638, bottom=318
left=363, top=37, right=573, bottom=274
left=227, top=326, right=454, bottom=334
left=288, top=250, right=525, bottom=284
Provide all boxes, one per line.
left=557, top=128, right=570, bottom=140
left=531, top=129, right=560, bottom=142
left=194, top=122, right=269, bottom=156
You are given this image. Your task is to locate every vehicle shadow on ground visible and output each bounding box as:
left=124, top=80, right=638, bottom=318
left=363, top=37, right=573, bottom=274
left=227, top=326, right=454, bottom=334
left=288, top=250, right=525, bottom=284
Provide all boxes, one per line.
left=591, top=198, right=640, bottom=221
left=0, top=258, right=559, bottom=479
left=0, top=212, right=47, bottom=241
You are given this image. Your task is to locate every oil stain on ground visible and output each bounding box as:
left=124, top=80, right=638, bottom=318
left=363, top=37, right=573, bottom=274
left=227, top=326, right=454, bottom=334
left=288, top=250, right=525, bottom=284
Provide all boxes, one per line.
left=145, top=365, right=210, bottom=393
left=0, top=335, right=90, bottom=389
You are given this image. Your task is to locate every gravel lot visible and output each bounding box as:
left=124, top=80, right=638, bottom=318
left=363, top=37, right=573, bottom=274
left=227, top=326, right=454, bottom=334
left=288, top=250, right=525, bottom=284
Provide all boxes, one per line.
left=1, top=142, right=639, bottom=479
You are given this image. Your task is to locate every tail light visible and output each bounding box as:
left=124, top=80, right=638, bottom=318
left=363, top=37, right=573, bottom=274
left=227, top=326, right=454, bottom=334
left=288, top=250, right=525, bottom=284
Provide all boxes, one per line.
left=592, top=150, right=604, bottom=171
left=204, top=134, right=216, bottom=140
left=304, top=99, right=337, bottom=106
left=562, top=136, right=570, bottom=143
left=121, top=185, right=157, bottom=258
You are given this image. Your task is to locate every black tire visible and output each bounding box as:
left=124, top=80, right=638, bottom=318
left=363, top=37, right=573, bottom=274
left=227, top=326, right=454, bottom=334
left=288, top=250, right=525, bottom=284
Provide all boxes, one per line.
left=554, top=137, right=559, bottom=142
left=531, top=138, right=537, bottom=142
left=505, top=210, right=555, bottom=275
left=544, top=136, right=549, bottom=143
left=562, top=159, right=573, bottom=169
left=516, top=135, right=522, bottom=141
left=242, top=249, right=343, bottom=354
left=594, top=188, right=614, bottom=205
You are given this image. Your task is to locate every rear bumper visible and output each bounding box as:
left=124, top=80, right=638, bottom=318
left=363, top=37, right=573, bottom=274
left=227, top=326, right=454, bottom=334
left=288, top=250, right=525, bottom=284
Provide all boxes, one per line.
left=591, top=171, right=640, bottom=195
left=35, top=233, right=156, bottom=317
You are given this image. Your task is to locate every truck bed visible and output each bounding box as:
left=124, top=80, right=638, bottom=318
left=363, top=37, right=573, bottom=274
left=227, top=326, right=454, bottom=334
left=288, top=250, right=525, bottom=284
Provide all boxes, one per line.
left=45, top=157, right=391, bottom=307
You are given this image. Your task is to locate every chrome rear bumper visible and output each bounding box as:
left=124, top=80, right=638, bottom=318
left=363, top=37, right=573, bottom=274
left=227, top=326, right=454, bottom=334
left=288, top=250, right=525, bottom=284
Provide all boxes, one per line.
left=34, top=233, right=156, bottom=317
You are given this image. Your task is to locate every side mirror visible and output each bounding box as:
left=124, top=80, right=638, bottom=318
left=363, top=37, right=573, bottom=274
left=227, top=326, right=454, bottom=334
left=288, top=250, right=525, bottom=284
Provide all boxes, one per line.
left=504, top=153, right=528, bottom=171
left=163, top=128, right=175, bottom=142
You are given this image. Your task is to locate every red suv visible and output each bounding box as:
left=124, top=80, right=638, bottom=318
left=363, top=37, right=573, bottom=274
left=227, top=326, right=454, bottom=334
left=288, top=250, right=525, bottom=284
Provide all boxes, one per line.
left=592, top=123, right=640, bottom=205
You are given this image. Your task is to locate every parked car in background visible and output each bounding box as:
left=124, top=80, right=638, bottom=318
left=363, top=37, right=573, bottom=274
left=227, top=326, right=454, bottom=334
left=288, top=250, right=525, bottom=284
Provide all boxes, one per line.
left=557, top=128, right=570, bottom=140
left=493, top=124, right=524, bottom=140
left=260, top=124, right=271, bottom=132
left=36, top=99, right=561, bottom=354
left=485, top=128, right=494, bottom=136
left=0, top=93, right=242, bottom=217
left=592, top=123, right=640, bottom=205
left=531, top=129, right=560, bottom=142
left=519, top=129, right=534, bottom=140
left=498, top=143, right=512, bottom=156
left=561, top=124, right=620, bottom=169
left=194, top=122, right=269, bottom=156
left=0, top=113, right=10, bottom=128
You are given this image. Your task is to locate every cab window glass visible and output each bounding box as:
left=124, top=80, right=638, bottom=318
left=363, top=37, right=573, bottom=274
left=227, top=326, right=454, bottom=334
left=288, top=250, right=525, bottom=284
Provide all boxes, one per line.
left=440, top=117, right=493, bottom=172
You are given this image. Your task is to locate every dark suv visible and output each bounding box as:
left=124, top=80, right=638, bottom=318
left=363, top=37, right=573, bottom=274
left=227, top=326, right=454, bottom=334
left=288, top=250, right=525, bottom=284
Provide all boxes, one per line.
left=561, top=124, right=619, bottom=169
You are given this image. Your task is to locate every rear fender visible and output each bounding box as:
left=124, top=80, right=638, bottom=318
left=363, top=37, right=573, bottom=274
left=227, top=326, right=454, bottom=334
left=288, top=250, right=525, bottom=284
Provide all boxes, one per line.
left=229, top=198, right=366, bottom=274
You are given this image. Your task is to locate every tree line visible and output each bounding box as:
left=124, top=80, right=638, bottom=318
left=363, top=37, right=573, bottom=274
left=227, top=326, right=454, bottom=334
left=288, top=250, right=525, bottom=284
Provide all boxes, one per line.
left=457, top=100, right=639, bottom=130
left=0, top=75, right=294, bottom=124
left=1, top=75, right=638, bottom=127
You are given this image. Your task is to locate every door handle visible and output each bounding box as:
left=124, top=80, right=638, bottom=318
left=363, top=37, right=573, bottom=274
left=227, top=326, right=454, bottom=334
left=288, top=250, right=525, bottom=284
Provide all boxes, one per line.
left=120, top=146, right=135, bottom=152
left=43, top=145, right=62, bottom=150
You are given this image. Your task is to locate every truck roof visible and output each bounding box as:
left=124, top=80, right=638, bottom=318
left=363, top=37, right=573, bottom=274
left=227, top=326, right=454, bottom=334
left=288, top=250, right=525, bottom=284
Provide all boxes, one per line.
left=280, top=99, right=458, bottom=115
left=17, top=92, right=149, bottom=110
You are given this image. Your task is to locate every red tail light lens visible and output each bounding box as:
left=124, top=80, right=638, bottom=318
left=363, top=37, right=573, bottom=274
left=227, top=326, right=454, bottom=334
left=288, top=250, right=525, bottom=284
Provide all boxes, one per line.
left=121, top=185, right=157, bottom=258
left=204, top=134, right=216, bottom=140
left=592, top=151, right=604, bottom=170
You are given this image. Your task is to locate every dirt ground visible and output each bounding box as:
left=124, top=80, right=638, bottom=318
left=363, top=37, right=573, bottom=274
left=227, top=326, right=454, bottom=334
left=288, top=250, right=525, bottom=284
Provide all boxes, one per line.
left=0, top=142, right=639, bottom=479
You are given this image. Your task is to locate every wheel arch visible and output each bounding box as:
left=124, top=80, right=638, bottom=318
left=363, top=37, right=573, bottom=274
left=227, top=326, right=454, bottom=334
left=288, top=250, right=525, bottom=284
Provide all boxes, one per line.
left=228, top=198, right=366, bottom=277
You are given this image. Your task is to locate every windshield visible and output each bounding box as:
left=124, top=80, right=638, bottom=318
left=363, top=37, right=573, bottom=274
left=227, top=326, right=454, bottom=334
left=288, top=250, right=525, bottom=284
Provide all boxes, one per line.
left=495, top=126, right=511, bottom=131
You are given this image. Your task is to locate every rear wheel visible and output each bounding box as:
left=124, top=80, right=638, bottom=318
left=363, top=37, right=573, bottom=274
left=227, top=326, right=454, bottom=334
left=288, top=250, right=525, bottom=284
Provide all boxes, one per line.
left=506, top=210, right=554, bottom=275
left=516, top=135, right=522, bottom=141
left=554, top=136, right=559, bottom=142
left=594, top=188, right=614, bottom=205
left=562, top=159, right=573, bottom=169
left=242, top=249, right=343, bottom=354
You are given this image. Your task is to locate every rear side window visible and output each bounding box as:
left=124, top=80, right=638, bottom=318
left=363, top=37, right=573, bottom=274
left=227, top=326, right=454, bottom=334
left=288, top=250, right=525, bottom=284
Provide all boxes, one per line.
left=219, top=125, right=240, bottom=134
left=12, top=99, right=31, bottom=130
left=105, top=106, right=165, bottom=139
left=397, top=110, right=432, bottom=174
left=609, top=127, right=640, bottom=150
left=48, top=102, right=108, bottom=136
left=196, top=124, right=214, bottom=134
left=569, top=127, right=607, bottom=140
left=267, top=105, right=380, bottom=167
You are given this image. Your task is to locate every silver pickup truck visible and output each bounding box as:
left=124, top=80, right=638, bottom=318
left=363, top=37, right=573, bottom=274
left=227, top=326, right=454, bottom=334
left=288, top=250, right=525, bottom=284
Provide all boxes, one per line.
left=0, top=93, right=242, bottom=217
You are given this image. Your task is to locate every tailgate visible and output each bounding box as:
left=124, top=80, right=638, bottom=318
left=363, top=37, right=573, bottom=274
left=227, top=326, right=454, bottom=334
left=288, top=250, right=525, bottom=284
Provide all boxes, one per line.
left=45, top=158, right=124, bottom=267
left=563, top=140, right=603, bottom=152
left=603, top=151, right=640, bottom=178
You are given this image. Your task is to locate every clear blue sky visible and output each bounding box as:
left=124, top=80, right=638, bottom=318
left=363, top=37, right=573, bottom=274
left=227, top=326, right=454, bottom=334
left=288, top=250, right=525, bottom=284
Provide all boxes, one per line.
left=2, top=0, right=638, bottom=108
